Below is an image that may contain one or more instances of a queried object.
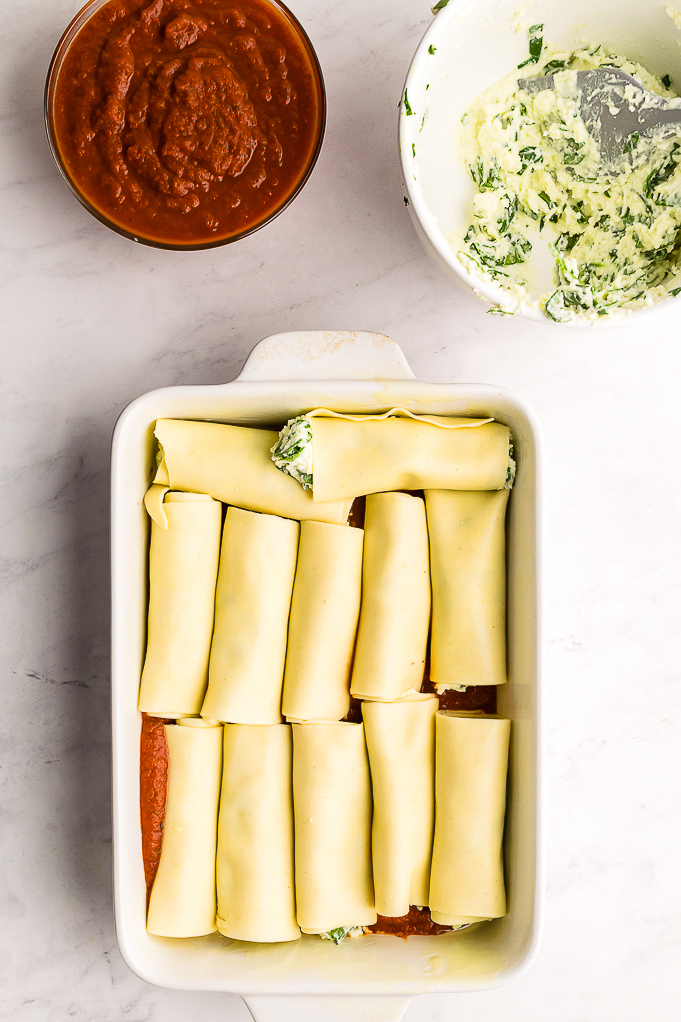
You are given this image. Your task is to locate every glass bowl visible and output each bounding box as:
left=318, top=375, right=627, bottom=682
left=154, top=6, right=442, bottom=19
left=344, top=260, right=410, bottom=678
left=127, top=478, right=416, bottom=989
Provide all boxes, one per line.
left=45, top=0, right=326, bottom=251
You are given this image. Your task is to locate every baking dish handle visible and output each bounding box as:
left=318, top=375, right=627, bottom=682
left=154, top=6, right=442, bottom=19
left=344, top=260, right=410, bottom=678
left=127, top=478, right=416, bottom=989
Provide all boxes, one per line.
left=236, top=330, right=416, bottom=382
left=243, top=994, right=412, bottom=1022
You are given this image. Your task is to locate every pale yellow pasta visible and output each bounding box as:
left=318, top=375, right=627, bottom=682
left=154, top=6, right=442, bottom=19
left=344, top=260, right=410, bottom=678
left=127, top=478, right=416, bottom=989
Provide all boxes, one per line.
left=202, top=508, right=298, bottom=725
left=146, top=719, right=223, bottom=937
left=305, top=410, right=510, bottom=502
left=216, top=724, right=300, bottom=943
left=351, top=492, right=430, bottom=701
left=138, top=492, right=222, bottom=717
left=282, top=521, right=363, bottom=722
left=426, top=489, right=509, bottom=689
left=154, top=418, right=350, bottom=523
left=362, top=695, right=438, bottom=917
left=429, top=711, right=511, bottom=922
left=292, top=722, right=376, bottom=933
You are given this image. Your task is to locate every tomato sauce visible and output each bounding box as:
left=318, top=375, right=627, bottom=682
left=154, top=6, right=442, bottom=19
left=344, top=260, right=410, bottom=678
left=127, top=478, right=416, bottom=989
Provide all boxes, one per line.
left=52, top=0, right=323, bottom=245
left=139, top=713, right=171, bottom=901
left=367, top=906, right=453, bottom=938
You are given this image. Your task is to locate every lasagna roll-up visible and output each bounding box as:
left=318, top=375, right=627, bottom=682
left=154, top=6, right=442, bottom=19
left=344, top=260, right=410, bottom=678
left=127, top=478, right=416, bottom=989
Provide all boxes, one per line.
left=271, top=409, right=513, bottom=502
left=426, top=489, right=509, bottom=690
left=282, top=521, right=364, bottom=722
left=351, top=492, right=430, bottom=702
left=138, top=491, right=222, bottom=717
left=147, top=719, right=223, bottom=937
left=216, top=724, right=300, bottom=943
left=429, top=711, right=511, bottom=926
left=292, top=722, right=376, bottom=933
left=202, top=508, right=299, bottom=725
left=362, top=695, right=438, bottom=917
left=154, top=418, right=350, bottom=524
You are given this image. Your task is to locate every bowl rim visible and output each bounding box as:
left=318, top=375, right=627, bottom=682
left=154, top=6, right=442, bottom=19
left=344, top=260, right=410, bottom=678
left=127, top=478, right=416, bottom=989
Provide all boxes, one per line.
left=44, top=0, right=327, bottom=251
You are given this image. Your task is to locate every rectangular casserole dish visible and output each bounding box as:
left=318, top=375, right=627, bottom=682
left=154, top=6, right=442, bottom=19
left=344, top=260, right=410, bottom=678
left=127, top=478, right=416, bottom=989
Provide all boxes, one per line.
left=111, top=330, right=543, bottom=1021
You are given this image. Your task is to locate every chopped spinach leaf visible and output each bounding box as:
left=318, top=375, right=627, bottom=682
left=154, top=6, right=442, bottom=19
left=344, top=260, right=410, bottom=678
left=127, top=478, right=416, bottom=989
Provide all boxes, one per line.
left=663, top=73, right=672, bottom=89
left=428, top=44, right=437, bottom=55
left=542, top=59, right=567, bottom=74
left=518, top=146, right=543, bottom=172
left=470, top=159, right=502, bottom=190
left=518, top=23, right=543, bottom=68
left=403, top=90, right=413, bottom=116
left=644, top=143, right=681, bottom=198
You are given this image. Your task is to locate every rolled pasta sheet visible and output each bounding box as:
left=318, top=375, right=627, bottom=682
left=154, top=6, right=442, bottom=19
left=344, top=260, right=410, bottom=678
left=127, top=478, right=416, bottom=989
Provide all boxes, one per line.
left=138, top=492, right=222, bottom=717
left=154, top=418, right=350, bottom=524
left=426, top=489, right=509, bottom=689
left=282, top=521, right=363, bottom=722
left=362, top=695, right=438, bottom=917
left=146, top=719, right=223, bottom=937
left=202, top=508, right=299, bottom=724
left=429, top=711, right=511, bottom=923
left=292, top=722, right=376, bottom=933
left=216, top=724, right=300, bottom=942
left=306, top=411, right=511, bottom=502
left=350, top=492, right=430, bottom=701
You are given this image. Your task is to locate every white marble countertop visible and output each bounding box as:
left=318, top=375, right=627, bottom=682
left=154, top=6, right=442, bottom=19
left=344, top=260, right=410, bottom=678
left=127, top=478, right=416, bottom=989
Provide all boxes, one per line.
left=2, top=1, right=680, bottom=1019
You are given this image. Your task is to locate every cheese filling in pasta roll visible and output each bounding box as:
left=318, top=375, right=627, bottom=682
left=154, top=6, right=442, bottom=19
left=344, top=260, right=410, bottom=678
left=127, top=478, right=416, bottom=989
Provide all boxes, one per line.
left=292, top=722, right=376, bottom=933
left=363, top=695, right=438, bottom=917
left=425, top=489, right=509, bottom=690
left=271, top=409, right=514, bottom=501
left=146, top=719, right=223, bottom=937
left=202, top=508, right=299, bottom=725
left=138, top=491, right=222, bottom=717
left=429, top=711, right=511, bottom=924
left=216, top=724, right=300, bottom=943
left=153, top=418, right=351, bottom=524
left=282, top=521, right=363, bottom=722
left=351, top=492, right=430, bottom=702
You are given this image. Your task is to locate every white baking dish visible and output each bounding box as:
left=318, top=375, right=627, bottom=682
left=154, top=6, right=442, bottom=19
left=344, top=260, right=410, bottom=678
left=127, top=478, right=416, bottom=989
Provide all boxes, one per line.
left=111, top=331, right=543, bottom=1021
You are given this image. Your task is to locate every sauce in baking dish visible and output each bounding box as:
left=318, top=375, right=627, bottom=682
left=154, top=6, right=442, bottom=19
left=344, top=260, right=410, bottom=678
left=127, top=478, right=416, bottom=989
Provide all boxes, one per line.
left=139, top=714, right=171, bottom=901
left=51, top=0, right=323, bottom=245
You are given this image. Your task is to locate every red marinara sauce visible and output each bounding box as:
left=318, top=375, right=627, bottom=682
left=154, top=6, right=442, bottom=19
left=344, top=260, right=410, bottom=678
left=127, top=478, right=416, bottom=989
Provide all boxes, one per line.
left=139, top=713, right=171, bottom=901
left=50, top=0, right=324, bottom=246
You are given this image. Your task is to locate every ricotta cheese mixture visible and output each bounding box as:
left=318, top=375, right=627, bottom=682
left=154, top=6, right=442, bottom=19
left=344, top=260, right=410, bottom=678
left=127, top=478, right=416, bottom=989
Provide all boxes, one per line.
left=458, top=30, right=681, bottom=322
left=270, top=416, right=314, bottom=490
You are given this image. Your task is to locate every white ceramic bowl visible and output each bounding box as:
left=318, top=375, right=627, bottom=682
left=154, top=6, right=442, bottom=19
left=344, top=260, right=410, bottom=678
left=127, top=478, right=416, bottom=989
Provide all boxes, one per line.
left=400, top=0, right=681, bottom=325
left=111, top=332, right=542, bottom=1020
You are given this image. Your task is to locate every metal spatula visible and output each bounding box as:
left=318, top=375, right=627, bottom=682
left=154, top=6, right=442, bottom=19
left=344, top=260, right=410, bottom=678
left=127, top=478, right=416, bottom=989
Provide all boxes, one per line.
left=518, top=67, right=681, bottom=162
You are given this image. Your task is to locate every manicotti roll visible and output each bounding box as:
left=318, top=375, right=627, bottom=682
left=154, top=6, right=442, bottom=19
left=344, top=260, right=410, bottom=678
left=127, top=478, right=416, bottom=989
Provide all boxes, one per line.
left=425, top=490, right=509, bottom=690
left=429, top=711, right=511, bottom=926
left=291, top=410, right=511, bottom=502
left=154, top=418, right=350, bottom=523
left=146, top=719, right=223, bottom=937
left=292, top=722, right=376, bottom=933
left=138, top=491, right=222, bottom=717
left=282, top=521, right=364, bottom=722
left=216, top=724, right=300, bottom=942
left=202, top=508, right=299, bottom=725
left=350, top=492, right=430, bottom=701
left=362, top=695, right=438, bottom=917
